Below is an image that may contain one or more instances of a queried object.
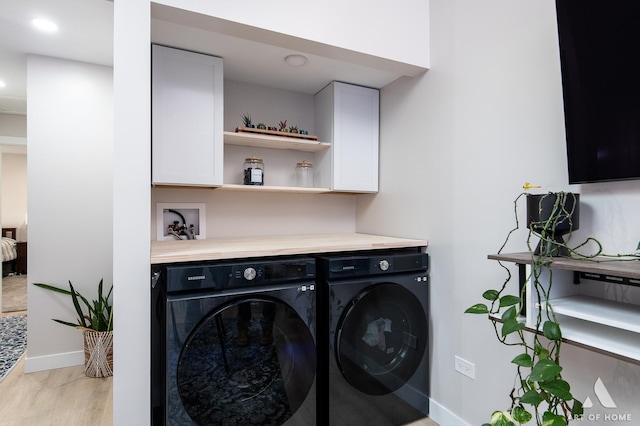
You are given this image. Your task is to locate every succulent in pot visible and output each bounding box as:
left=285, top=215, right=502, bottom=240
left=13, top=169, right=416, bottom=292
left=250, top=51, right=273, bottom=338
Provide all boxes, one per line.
left=241, top=113, right=253, bottom=128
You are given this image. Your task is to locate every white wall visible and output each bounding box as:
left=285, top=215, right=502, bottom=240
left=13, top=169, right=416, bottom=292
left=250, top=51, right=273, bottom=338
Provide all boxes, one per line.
left=0, top=114, right=26, bottom=137
left=154, top=0, right=430, bottom=70
left=357, top=1, right=640, bottom=425
left=113, top=1, right=431, bottom=422
left=25, top=55, right=113, bottom=372
left=113, top=2, right=151, bottom=425
left=151, top=189, right=356, bottom=239
left=1, top=153, right=27, bottom=241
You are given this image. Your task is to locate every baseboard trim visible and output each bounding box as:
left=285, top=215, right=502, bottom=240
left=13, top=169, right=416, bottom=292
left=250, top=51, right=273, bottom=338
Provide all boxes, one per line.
left=428, top=398, right=470, bottom=426
left=24, top=350, right=84, bottom=373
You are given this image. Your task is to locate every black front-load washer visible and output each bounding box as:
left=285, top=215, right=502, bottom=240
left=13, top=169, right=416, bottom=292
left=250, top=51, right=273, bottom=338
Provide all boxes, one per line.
left=151, top=256, right=317, bottom=425
left=316, top=249, right=430, bottom=425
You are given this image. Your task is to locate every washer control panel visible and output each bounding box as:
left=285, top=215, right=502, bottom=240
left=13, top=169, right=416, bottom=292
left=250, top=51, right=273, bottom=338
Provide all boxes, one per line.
left=165, top=257, right=315, bottom=293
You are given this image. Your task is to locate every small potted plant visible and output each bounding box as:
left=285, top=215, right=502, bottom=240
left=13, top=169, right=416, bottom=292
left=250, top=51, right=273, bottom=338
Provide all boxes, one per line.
left=279, top=120, right=288, bottom=132
left=289, top=125, right=299, bottom=134
left=241, top=113, right=253, bottom=128
left=256, top=123, right=267, bottom=130
left=34, top=278, right=114, bottom=378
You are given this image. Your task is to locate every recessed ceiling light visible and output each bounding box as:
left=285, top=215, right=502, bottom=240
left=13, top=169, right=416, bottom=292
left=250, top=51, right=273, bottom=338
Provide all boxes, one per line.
left=32, top=18, right=58, bottom=33
left=0, top=80, right=6, bottom=89
left=284, top=54, right=308, bottom=67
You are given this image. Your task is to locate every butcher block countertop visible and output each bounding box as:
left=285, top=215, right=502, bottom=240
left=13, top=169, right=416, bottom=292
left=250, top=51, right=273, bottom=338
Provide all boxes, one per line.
left=150, top=233, right=428, bottom=264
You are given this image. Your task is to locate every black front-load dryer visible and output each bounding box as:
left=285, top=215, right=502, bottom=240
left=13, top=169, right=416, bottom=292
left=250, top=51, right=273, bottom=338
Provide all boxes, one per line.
left=316, top=249, right=429, bottom=425
left=151, top=256, right=317, bottom=425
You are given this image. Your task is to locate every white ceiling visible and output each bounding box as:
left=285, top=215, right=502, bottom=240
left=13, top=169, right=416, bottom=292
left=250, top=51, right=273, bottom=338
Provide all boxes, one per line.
left=0, top=0, right=114, bottom=115
left=0, top=1, right=421, bottom=118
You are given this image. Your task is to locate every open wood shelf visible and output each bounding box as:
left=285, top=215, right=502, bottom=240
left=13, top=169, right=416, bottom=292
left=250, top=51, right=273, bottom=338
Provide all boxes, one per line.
left=224, top=130, right=330, bottom=152
left=488, top=252, right=640, bottom=365
left=488, top=252, right=640, bottom=279
left=216, top=184, right=331, bottom=194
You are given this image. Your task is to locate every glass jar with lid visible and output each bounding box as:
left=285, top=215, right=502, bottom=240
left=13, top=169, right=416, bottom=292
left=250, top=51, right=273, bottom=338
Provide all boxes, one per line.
left=295, top=160, right=313, bottom=187
left=243, top=157, right=264, bottom=185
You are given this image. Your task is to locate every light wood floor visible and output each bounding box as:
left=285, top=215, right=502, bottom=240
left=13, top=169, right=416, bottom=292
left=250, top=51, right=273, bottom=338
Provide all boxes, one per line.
left=0, top=358, right=438, bottom=426
left=0, top=338, right=113, bottom=425
left=0, top=359, right=112, bottom=426
left=0, top=308, right=436, bottom=426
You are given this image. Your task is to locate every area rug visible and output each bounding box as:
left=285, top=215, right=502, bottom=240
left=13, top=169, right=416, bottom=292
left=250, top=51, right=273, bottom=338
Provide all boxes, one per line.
left=0, top=314, right=27, bottom=383
left=2, top=274, right=27, bottom=313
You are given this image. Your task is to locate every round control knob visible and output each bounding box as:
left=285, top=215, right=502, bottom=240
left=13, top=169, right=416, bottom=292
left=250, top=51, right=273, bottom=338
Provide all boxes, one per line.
left=243, top=267, right=257, bottom=281
left=379, top=260, right=390, bottom=271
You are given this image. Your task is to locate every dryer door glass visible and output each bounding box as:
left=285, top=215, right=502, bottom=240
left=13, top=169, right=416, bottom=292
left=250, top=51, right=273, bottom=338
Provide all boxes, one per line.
left=335, top=283, right=427, bottom=396
left=174, top=297, right=316, bottom=425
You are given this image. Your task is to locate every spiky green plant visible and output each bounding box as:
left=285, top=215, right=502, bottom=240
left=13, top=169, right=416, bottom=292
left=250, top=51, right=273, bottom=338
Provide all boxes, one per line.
left=34, top=279, right=113, bottom=332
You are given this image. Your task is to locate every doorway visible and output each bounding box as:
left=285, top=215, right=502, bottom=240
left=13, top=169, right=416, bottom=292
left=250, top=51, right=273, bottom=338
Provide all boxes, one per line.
left=1, top=144, right=28, bottom=317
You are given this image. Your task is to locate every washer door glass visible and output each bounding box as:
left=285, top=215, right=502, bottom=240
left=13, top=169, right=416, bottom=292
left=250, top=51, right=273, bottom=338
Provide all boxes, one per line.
left=176, top=297, right=316, bottom=425
left=335, top=283, right=427, bottom=396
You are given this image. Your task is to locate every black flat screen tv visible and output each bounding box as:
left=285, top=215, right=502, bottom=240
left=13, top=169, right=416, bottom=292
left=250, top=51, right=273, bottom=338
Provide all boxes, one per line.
left=555, top=0, right=640, bottom=184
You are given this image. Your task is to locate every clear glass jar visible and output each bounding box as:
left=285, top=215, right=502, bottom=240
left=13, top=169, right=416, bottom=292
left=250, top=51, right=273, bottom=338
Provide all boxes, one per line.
left=243, top=157, right=264, bottom=185
left=296, top=160, right=313, bottom=187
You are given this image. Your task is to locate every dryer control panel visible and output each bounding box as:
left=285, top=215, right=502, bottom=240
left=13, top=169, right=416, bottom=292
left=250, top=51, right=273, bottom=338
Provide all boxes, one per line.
left=318, top=249, right=428, bottom=279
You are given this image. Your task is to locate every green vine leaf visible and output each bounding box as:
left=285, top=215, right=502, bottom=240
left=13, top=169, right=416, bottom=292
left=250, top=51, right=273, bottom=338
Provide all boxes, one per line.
left=542, top=411, right=567, bottom=426
left=535, top=343, right=550, bottom=360
left=512, top=353, right=534, bottom=368
left=571, top=399, right=584, bottom=419
left=499, top=295, right=521, bottom=308
left=489, top=411, right=516, bottom=426
left=543, top=321, right=562, bottom=341
left=483, top=289, right=500, bottom=301
left=520, top=389, right=544, bottom=406
left=502, top=306, right=517, bottom=321
left=465, top=304, right=489, bottom=314
left=501, top=318, right=525, bottom=337
left=512, top=406, right=532, bottom=424
left=529, top=359, right=563, bottom=382
left=540, top=379, right=572, bottom=400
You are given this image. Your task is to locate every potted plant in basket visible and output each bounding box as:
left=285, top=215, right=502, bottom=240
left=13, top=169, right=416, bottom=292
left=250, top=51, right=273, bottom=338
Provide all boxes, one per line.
left=34, top=278, right=113, bottom=378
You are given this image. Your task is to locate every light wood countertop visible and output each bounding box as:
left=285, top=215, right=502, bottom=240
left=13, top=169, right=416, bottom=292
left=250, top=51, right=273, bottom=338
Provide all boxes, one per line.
left=151, top=233, right=428, bottom=264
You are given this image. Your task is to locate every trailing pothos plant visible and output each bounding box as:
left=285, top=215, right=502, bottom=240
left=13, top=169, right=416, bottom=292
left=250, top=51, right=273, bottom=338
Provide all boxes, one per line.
left=466, top=191, right=640, bottom=426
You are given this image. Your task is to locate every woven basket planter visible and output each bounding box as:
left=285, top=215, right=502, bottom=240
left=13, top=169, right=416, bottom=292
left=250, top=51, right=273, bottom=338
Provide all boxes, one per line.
left=83, top=330, right=113, bottom=378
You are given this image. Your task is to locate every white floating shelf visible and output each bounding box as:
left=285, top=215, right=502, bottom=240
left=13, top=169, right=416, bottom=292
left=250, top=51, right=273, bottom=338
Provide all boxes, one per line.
left=224, top=131, right=331, bottom=152
left=540, top=295, right=640, bottom=334
left=554, top=315, right=640, bottom=363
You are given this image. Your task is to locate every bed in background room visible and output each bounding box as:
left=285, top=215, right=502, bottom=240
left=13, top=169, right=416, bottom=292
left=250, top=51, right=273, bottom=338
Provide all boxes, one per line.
left=2, top=228, right=19, bottom=277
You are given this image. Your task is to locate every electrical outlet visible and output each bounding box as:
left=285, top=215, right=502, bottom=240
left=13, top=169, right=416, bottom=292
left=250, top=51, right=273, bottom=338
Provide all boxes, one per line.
left=455, top=355, right=475, bottom=379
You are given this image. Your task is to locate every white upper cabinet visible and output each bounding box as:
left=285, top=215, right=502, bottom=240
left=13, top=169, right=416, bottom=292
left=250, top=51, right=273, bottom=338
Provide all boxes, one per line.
left=152, top=45, right=224, bottom=186
left=315, top=82, right=380, bottom=193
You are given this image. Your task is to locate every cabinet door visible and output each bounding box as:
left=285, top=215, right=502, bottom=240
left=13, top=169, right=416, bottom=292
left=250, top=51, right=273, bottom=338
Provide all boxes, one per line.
left=152, top=45, right=224, bottom=186
left=315, top=82, right=379, bottom=193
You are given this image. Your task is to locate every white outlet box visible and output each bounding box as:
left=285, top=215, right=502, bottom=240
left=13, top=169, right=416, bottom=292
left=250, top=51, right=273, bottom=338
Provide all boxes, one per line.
left=455, top=355, right=475, bottom=379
